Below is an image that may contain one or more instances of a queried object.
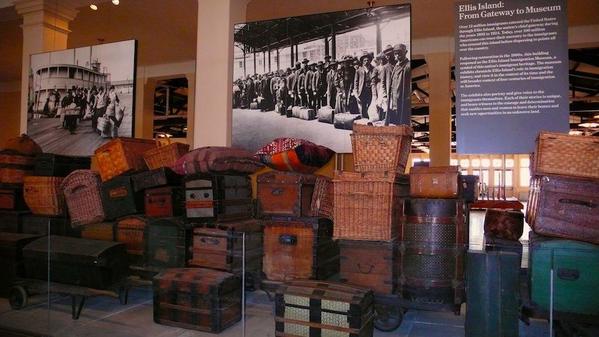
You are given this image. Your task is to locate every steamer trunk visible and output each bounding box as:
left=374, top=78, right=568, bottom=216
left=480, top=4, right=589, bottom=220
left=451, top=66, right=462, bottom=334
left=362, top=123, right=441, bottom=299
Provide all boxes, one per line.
left=145, top=186, right=185, bottom=217
left=185, top=174, right=253, bottom=221
left=33, top=154, right=91, bottom=177
left=339, top=240, right=398, bottom=295
left=257, top=172, right=316, bottom=218
left=101, top=176, right=144, bottom=220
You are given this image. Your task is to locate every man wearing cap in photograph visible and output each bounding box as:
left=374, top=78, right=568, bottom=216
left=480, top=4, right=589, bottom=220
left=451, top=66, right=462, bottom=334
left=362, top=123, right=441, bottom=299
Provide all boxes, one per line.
left=369, top=53, right=384, bottom=121
left=353, top=51, right=374, bottom=119
left=289, top=62, right=300, bottom=107
left=326, top=60, right=337, bottom=109
left=388, top=43, right=411, bottom=126
left=314, top=61, right=326, bottom=110
left=305, top=62, right=316, bottom=109
left=323, top=55, right=332, bottom=69
left=298, top=58, right=309, bottom=106
left=334, top=60, right=347, bottom=114
left=381, top=44, right=394, bottom=117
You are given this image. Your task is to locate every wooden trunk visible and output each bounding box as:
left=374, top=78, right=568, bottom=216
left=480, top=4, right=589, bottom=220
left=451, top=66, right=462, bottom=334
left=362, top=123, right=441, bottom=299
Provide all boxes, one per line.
left=0, top=186, right=27, bottom=211
left=33, top=154, right=91, bottom=177
left=257, top=172, right=316, bottom=218
left=185, top=174, right=253, bottom=221
left=400, top=198, right=467, bottom=306
left=131, top=167, right=182, bottom=193
left=527, top=175, right=599, bottom=245
left=101, top=175, right=144, bottom=220
left=116, top=216, right=148, bottom=266
left=80, top=222, right=116, bottom=241
left=410, top=166, right=460, bottom=198
left=94, top=137, right=156, bottom=181
left=0, top=233, right=42, bottom=297
left=145, top=186, right=185, bottom=217
left=23, top=235, right=129, bottom=289
left=153, top=268, right=241, bottom=333
left=339, top=240, right=398, bottom=295
left=263, top=217, right=339, bottom=282
left=0, top=211, right=27, bottom=233
left=145, top=217, right=191, bottom=271
left=21, top=214, right=76, bottom=237
left=275, top=280, right=374, bottom=337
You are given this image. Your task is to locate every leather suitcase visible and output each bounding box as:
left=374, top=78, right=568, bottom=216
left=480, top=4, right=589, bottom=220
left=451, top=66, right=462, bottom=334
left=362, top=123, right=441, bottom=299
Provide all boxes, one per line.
left=131, top=167, right=182, bottom=192
left=33, top=154, right=91, bottom=177
left=21, top=214, right=76, bottom=237
left=94, top=137, right=156, bottom=181
left=317, top=105, right=334, bottom=123
left=0, top=211, right=27, bottom=233
left=339, top=239, right=399, bottom=295
left=145, top=217, right=191, bottom=271
left=22, top=235, right=129, bottom=289
left=189, top=220, right=263, bottom=289
left=185, top=174, right=253, bottom=221
left=297, top=108, right=316, bottom=120
left=257, top=171, right=316, bottom=218
left=153, top=268, right=241, bottom=333
left=80, top=222, right=116, bottom=241
left=460, top=175, right=480, bottom=203
left=400, top=198, right=467, bottom=306
left=145, top=186, right=185, bottom=217
left=484, top=209, right=524, bottom=241
left=275, top=280, right=374, bottom=337
left=527, top=175, right=599, bottom=245
left=0, top=186, right=27, bottom=211
left=410, top=166, right=460, bottom=198
left=101, top=175, right=144, bottom=220
left=116, top=215, right=148, bottom=266
left=263, top=217, right=339, bottom=282
left=0, top=233, right=42, bottom=297
left=465, top=250, right=520, bottom=337
left=529, top=232, right=599, bottom=317
left=334, top=113, right=360, bottom=130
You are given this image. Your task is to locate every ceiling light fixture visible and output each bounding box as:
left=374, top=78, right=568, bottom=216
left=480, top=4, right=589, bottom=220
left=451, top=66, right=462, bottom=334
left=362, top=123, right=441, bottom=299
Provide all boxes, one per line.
left=90, top=4, right=98, bottom=10
left=112, top=0, right=120, bottom=5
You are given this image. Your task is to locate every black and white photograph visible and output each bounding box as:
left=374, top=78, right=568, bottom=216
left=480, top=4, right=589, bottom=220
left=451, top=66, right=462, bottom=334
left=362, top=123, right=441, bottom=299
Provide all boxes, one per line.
left=233, top=4, right=411, bottom=153
left=27, top=39, right=136, bottom=156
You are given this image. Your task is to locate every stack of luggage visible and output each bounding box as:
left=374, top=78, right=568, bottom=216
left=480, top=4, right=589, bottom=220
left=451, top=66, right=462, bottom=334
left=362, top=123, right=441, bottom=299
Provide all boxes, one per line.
left=525, top=131, right=599, bottom=320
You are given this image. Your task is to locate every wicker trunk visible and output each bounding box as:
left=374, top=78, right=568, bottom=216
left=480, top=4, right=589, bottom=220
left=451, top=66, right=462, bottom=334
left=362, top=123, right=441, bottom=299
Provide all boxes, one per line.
left=263, top=217, right=339, bottom=282
left=94, top=137, right=156, bottom=181
left=333, top=171, right=408, bottom=241
left=62, top=170, right=105, bottom=226
left=33, top=154, right=91, bottom=177
left=257, top=171, right=316, bottom=218
left=23, top=176, right=65, bottom=216
left=185, top=174, right=253, bottom=221
left=310, top=175, right=333, bottom=220
left=145, top=186, right=185, bottom=217
left=101, top=175, right=144, bottom=220
left=532, top=131, right=599, bottom=180
left=153, top=268, right=241, bottom=333
left=0, top=186, right=27, bottom=211
left=275, top=280, right=374, bottom=337
left=143, top=142, right=189, bottom=170
left=409, top=166, right=460, bottom=198
left=339, top=240, right=399, bottom=295
left=351, top=123, right=413, bottom=173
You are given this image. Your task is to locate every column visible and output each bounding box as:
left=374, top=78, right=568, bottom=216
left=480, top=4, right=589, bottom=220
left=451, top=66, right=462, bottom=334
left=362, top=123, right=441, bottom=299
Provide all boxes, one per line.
left=15, top=0, right=78, bottom=134
left=331, top=25, right=337, bottom=60
left=253, top=51, right=256, bottom=74
left=324, top=36, right=329, bottom=57
left=185, top=73, right=196, bottom=147
left=290, top=39, right=294, bottom=65
left=268, top=49, right=271, bottom=72
left=426, top=52, right=452, bottom=167
left=376, top=21, right=382, bottom=54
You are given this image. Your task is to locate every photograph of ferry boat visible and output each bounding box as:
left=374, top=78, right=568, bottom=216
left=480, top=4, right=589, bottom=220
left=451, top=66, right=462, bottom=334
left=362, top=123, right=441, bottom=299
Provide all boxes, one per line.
left=27, top=40, right=136, bottom=156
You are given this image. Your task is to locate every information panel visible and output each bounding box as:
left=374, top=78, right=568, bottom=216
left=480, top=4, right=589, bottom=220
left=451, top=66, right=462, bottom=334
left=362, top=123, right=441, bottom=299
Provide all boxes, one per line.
left=455, top=0, right=569, bottom=154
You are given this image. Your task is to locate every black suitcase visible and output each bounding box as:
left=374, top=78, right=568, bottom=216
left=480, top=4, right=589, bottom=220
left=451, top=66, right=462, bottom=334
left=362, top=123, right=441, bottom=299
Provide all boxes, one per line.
left=101, top=175, right=144, bottom=220
left=22, top=235, right=129, bottom=289
left=33, top=154, right=91, bottom=177
left=0, top=233, right=42, bottom=297
left=465, top=250, right=520, bottom=337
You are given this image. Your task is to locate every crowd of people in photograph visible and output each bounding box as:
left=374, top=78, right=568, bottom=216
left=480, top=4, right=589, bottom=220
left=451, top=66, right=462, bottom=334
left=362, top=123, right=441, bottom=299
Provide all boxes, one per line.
left=233, top=43, right=411, bottom=125
left=34, top=85, right=125, bottom=137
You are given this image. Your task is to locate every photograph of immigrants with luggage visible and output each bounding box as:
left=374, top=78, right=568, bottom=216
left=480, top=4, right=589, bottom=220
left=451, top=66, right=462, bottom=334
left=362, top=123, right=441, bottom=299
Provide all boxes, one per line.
left=232, top=4, right=411, bottom=153
left=26, top=40, right=136, bottom=156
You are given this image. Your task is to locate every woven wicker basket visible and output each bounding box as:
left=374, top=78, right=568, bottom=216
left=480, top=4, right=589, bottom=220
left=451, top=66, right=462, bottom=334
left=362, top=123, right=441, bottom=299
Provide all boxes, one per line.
left=351, top=124, right=413, bottom=173
left=94, top=137, right=156, bottom=181
left=143, top=140, right=190, bottom=170
left=533, top=131, right=599, bottom=179
left=23, top=176, right=65, bottom=215
left=333, top=171, right=407, bottom=241
left=61, top=170, right=105, bottom=226
left=310, top=175, right=334, bottom=220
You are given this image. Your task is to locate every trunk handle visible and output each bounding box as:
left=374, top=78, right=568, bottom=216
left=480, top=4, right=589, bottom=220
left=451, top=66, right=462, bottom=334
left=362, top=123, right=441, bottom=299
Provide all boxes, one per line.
left=279, top=234, right=297, bottom=245
left=271, top=188, right=284, bottom=196
left=357, top=263, right=374, bottom=274
left=199, top=237, right=220, bottom=245
left=557, top=268, right=579, bottom=281
left=558, top=198, right=596, bottom=208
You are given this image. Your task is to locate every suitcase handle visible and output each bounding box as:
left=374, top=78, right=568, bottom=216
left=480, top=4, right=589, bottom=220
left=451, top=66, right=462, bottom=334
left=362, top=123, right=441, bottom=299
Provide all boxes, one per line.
left=271, top=188, right=284, bottom=196
left=279, top=234, right=297, bottom=245
left=357, top=263, right=374, bottom=274
left=557, top=268, right=579, bottom=281
left=558, top=198, right=596, bottom=208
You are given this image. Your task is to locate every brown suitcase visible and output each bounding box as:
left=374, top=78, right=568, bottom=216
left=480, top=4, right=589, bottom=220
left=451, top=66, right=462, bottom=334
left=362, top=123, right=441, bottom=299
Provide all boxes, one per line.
left=275, top=280, right=374, bottom=337
left=310, top=175, right=333, bottom=220
left=483, top=209, right=524, bottom=241
left=23, top=176, right=65, bottom=216
left=257, top=171, right=316, bottom=218
left=410, top=166, right=460, bottom=198
left=94, top=137, right=156, bottom=181
left=263, top=217, right=339, bottom=282
left=527, top=175, right=599, bottom=245
left=80, top=222, right=116, bottom=241
left=532, top=131, right=599, bottom=180
left=400, top=198, right=467, bottom=306
left=339, top=239, right=399, bottom=295
left=0, top=186, right=27, bottom=211
left=115, top=216, right=148, bottom=266
left=145, top=186, right=185, bottom=218
left=189, top=220, right=263, bottom=289
left=153, top=268, right=241, bottom=333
